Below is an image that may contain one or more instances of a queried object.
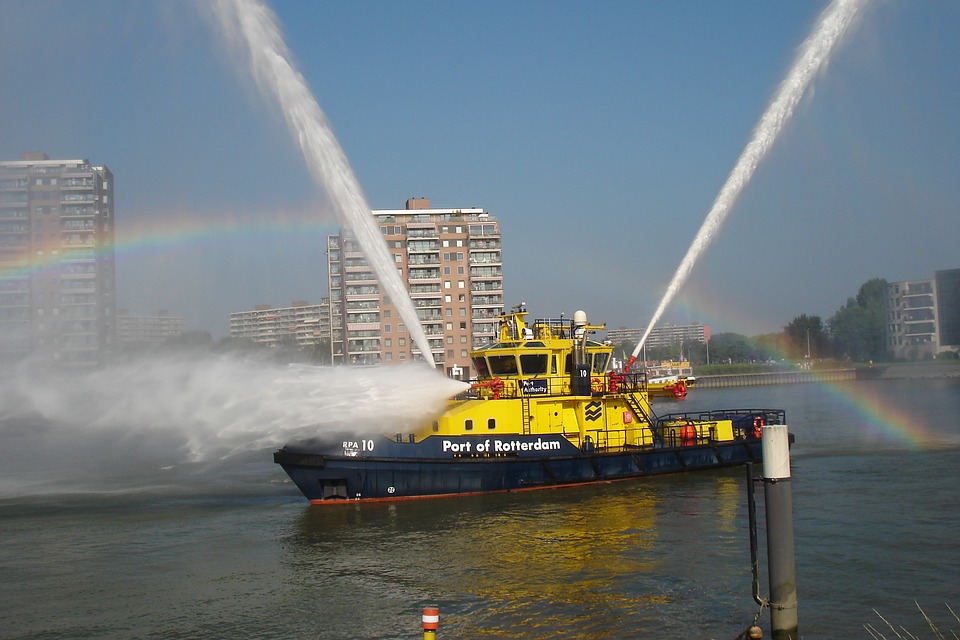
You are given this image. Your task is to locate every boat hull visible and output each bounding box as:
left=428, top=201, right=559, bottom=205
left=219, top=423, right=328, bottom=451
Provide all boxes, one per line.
left=274, top=436, right=762, bottom=503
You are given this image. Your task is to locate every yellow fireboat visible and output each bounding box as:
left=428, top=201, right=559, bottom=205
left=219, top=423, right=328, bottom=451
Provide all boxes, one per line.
left=275, top=305, right=785, bottom=503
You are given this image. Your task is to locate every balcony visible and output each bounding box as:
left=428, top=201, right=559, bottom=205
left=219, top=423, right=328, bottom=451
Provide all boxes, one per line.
left=468, top=239, right=501, bottom=250
left=407, top=241, right=439, bottom=253
left=471, top=295, right=503, bottom=306
left=471, top=282, right=503, bottom=292
left=469, top=252, right=501, bottom=265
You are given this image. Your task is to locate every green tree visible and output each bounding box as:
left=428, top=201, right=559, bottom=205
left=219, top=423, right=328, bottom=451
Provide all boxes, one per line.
left=708, top=332, right=755, bottom=364
left=306, top=338, right=333, bottom=365
left=783, top=315, right=828, bottom=360
left=829, top=278, right=888, bottom=362
left=753, top=332, right=785, bottom=362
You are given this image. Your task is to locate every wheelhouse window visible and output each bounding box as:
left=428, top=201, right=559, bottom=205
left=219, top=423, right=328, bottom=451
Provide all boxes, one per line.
left=488, top=355, right=518, bottom=376
left=592, top=352, right=610, bottom=374
left=473, top=357, right=489, bottom=378
left=519, top=354, right=548, bottom=376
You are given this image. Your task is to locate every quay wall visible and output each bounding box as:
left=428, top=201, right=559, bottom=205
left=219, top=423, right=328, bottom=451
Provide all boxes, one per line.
left=694, top=362, right=960, bottom=388
left=695, top=369, right=857, bottom=388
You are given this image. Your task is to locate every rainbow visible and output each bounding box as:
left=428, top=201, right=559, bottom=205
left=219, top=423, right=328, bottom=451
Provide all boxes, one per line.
left=821, top=377, right=946, bottom=450
left=673, top=283, right=951, bottom=451
left=1, top=206, right=338, bottom=281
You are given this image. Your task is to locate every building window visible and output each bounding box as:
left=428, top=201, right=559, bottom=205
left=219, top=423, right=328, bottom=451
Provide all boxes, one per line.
left=384, top=324, right=391, bottom=332
left=458, top=280, right=465, bottom=288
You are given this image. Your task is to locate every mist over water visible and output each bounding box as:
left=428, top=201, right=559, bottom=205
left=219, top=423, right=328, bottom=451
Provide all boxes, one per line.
left=0, top=354, right=466, bottom=495
left=208, top=0, right=436, bottom=366
left=634, top=0, right=869, bottom=356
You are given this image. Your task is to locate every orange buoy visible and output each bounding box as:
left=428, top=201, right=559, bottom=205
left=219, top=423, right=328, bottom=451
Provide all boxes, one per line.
left=680, top=422, right=696, bottom=446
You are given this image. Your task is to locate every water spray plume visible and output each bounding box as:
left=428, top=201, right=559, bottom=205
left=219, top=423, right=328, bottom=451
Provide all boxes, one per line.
left=1, top=355, right=467, bottom=468
left=210, top=0, right=435, bottom=367
left=625, top=0, right=869, bottom=372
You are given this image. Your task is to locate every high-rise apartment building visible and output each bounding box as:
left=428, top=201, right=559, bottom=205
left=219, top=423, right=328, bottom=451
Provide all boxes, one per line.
left=327, top=197, right=502, bottom=378
left=886, top=268, right=960, bottom=359
left=0, top=152, right=116, bottom=366
left=606, top=323, right=710, bottom=351
left=230, top=299, right=330, bottom=348
left=117, top=309, right=184, bottom=346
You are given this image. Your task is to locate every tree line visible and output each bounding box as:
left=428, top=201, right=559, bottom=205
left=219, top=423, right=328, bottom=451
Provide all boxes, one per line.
left=617, top=278, right=895, bottom=366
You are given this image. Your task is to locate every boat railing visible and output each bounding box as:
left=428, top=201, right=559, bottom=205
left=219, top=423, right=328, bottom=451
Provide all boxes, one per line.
left=657, top=409, right=785, bottom=439
left=582, top=416, right=719, bottom=452
left=454, top=370, right=649, bottom=400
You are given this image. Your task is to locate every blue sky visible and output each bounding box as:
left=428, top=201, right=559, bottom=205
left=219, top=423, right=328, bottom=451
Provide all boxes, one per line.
left=1, top=1, right=957, bottom=338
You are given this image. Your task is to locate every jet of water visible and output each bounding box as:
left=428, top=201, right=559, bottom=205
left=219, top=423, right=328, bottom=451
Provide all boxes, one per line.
left=626, top=0, right=870, bottom=370
left=210, top=0, right=436, bottom=367
left=1, top=354, right=467, bottom=466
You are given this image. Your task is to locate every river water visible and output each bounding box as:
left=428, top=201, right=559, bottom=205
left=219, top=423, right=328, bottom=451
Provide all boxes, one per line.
left=1, top=377, right=958, bottom=639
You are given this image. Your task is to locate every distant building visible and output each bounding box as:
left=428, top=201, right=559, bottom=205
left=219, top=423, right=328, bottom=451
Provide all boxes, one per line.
left=0, top=152, right=116, bottom=366
left=887, top=268, right=960, bottom=359
left=117, top=310, right=184, bottom=345
left=327, top=197, right=502, bottom=378
left=606, top=323, right=710, bottom=352
left=229, top=299, right=330, bottom=348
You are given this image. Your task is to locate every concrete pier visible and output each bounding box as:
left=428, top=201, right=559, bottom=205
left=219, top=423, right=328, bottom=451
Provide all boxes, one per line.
left=695, top=369, right=857, bottom=388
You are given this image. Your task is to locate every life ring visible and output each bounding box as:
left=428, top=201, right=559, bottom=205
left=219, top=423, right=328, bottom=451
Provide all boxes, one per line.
left=752, top=416, right=764, bottom=439
left=591, top=377, right=604, bottom=393
left=680, top=421, right=696, bottom=446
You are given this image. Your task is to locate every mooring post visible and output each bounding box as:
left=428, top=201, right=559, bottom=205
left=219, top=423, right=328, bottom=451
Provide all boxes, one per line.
left=422, top=604, right=439, bottom=640
left=762, top=425, right=798, bottom=639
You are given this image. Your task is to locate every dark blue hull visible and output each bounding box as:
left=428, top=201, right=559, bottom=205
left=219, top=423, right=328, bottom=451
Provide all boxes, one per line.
left=274, top=437, right=763, bottom=503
